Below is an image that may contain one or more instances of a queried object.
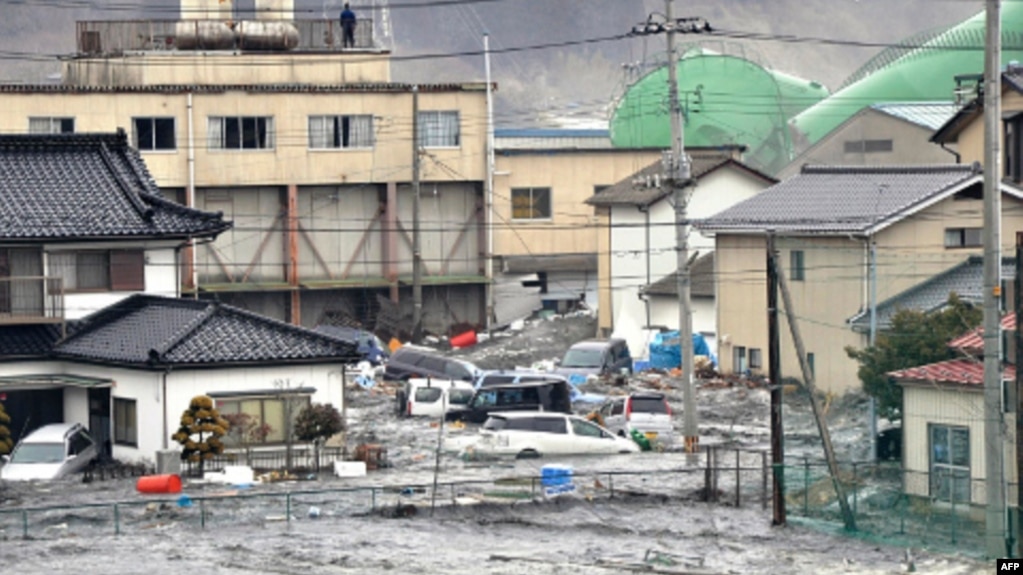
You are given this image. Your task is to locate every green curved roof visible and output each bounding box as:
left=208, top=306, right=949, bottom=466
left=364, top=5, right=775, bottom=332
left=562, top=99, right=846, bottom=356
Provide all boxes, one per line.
left=609, top=49, right=829, bottom=175
left=791, top=5, right=1023, bottom=147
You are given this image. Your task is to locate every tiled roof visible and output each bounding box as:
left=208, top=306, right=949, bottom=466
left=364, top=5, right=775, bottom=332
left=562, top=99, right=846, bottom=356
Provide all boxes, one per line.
left=889, top=358, right=1014, bottom=387
left=54, top=294, right=360, bottom=367
left=697, top=164, right=994, bottom=235
left=848, top=256, right=1016, bottom=331
left=585, top=152, right=774, bottom=207
left=0, top=131, right=229, bottom=242
left=642, top=252, right=715, bottom=298
left=947, top=313, right=1016, bottom=355
left=870, top=102, right=960, bottom=131
left=0, top=324, right=65, bottom=360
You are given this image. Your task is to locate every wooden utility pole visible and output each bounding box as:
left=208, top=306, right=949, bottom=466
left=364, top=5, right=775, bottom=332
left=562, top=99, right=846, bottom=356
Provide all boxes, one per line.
left=767, top=234, right=785, bottom=526
left=775, top=250, right=856, bottom=531
left=411, top=85, right=423, bottom=343
left=983, top=0, right=1009, bottom=558
left=765, top=233, right=785, bottom=523
left=664, top=0, right=698, bottom=456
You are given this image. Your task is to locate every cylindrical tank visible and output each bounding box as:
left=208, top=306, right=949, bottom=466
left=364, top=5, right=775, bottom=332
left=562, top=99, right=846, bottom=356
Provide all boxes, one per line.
left=236, top=21, right=300, bottom=51
left=255, top=0, right=294, bottom=21
left=136, top=474, right=183, bottom=494
left=174, top=21, right=235, bottom=50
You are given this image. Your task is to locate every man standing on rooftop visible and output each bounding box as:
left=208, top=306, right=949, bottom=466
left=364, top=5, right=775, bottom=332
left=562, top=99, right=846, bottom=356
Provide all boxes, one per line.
left=340, top=3, right=357, bottom=49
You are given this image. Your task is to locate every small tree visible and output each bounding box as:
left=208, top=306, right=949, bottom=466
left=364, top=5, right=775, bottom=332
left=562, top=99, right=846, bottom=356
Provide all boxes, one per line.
left=0, top=402, right=12, bottom=456
left=171, top=395, right=229, bottom=475
left=222, top=412, right=273, bottom=465
left=846, top=293, right=982, bottom=421
left=294, top=403, right=344, bottom=471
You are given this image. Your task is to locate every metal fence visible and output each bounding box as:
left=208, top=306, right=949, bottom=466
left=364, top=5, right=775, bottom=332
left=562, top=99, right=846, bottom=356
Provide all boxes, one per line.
left=181, top=445, right=347, bottom=477
left=75, top=19, right=375, bottom=55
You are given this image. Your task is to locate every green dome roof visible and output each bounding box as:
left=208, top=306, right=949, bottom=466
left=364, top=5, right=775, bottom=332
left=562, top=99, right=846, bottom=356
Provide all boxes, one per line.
left=609, top=48, right=828, bottom=175
left=791, top=5, right=1023, bottom=147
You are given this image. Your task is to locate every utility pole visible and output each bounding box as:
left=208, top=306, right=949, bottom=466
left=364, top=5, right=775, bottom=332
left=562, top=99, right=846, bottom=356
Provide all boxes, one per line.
left=1015, top=231, right=1023, bottom=558
left=484, top=33, right=496, bottom=334
left=776, top=252, right=856, bottom=532
left=411, top=85, right=423, bottom=344
left=767, top=233, right=785, bottom=526
left=983, top=0, right=1008, bottom=558
left=664, top=0, right=697, bottom=456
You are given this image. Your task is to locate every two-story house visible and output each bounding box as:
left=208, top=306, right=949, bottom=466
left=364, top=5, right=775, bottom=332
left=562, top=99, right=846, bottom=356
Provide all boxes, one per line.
left=585, top=148, right=775, bottom=358
left=698, top=164, right=1023, bottom=395
left=0, top=132, right=359, bottom=463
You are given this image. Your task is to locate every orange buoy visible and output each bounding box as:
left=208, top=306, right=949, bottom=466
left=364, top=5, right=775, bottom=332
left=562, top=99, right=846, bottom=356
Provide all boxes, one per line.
left=136, top=474, right=183, bottom=494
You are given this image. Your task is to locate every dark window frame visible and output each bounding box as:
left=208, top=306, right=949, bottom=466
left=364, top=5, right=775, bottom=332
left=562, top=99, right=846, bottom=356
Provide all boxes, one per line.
left=944, top=227, right=983, bottom=249
left=133, top=117, right=176, bottom=151
left=49, top=249, right=144, bottom=293
left=208, top=116, right=274, bottom=150
left=790, top=250, right=805, bottom=282
left=511, top=187, right=553, bottom=220
left=113, top=397, right=138, bottom=447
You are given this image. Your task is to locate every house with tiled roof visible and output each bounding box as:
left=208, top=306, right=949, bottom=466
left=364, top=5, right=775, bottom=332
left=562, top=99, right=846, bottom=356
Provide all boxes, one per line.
left=889, top=316, right=1017, bottom=507
left=696, top=164, right=1023, bottom=394
left=585, top=148, right=775, bottom=357
left=0, top=132, right=360, bottom=464
left=777, top=102, right=961, bottom=180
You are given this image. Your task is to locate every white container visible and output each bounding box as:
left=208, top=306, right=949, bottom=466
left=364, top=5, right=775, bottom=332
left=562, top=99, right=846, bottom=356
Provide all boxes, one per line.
left=334, top=460, right=367, bottom=477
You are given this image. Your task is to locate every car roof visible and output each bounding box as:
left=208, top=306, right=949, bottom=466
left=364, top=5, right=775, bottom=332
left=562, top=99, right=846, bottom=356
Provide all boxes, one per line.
left=568, top=338, right=623, bottom=351
left=20, top=423, right=80, bottom=443
left=478, top=378, right=568, bottom=389
left=407, top=377, right=474, bottom=388
left=488, top=411, right=571, bottom=419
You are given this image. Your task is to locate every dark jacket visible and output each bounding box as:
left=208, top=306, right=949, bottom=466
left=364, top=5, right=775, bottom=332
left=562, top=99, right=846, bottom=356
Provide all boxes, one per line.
left=341, top=8, right=356, bottom=26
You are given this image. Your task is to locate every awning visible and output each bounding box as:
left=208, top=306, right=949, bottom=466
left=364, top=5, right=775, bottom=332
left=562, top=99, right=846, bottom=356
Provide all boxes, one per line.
left=0, top=374, right=114, bottom=391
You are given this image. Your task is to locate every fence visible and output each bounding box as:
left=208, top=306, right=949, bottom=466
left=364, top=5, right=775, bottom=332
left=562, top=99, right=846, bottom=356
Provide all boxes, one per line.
left=0, top=446, right=1007, bottom=558
left=181, top=445, right=347, bottom=477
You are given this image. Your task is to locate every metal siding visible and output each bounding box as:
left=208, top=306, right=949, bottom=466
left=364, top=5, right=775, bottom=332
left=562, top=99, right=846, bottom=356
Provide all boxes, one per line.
left=298, top=185, right=383, bottom=280
left=197, top=187, right=285, bottom=284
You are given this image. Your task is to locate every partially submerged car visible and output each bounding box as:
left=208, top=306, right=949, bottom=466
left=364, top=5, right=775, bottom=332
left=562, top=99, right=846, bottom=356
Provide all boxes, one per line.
left=396, top=378, right=475, bottom=418
left=596, top=392, right=674, bottom=443
left=466, top=412, right=639, bottom=459
left=0, top=423, right=99, bottom=481
left=452, top=379, right=572, bottom=424
left=554, top=338, right=632, bottom=384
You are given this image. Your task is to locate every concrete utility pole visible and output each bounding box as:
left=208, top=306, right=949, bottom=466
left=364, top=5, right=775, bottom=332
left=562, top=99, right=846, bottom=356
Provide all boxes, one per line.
left=767, top=233, right=786, bottom=526
left=982, top=0, right=1008, bottom=558
left=1015, top=232, right=1023, bottom=558
left=664, top=0, right=697, bottom=456
left=484, top=33, right=496, bottom=334
left=411, top=85, right=424, bottom=344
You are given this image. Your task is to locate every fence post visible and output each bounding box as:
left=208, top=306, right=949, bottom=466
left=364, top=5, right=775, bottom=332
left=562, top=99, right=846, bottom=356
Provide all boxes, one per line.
left=735, top=449, right=741, bottom=508
left=950, top=474, right=957, bottom=545
left=610, top=473, right=615, bottom=499
left=852, top=462, right=858, bottom=516
left=286, top=492, right=292, bottom=523
left=371, top=487, right=376, bottom=511
left=200, top=497, right=206, bottom=529
left=114, top=503, right=120, bottom=536
left=803, top=456, right=810, bottom=516
left=21, top=509, right=28, bottom=539
left=761, top=451, right=768, bottom=510
left=704, top=446, right=712, bottom=501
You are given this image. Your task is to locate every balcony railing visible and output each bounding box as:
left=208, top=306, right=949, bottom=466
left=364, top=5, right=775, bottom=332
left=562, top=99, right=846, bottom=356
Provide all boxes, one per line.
left=0, top=276, right=64, bottom=326
left=76, top=19, right=375, bottom=56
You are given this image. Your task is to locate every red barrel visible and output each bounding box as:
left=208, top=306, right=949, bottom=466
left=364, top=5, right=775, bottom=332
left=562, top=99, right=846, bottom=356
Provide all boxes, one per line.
left=136, top=474, right=182, bottom=494
left=450, top=330, right=477, bottom=348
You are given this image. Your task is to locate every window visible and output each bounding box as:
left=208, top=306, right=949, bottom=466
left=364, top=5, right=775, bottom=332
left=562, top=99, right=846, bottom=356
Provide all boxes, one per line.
left=571, top=418, right=607, bottom=438
left=216, top=394, right=311, bottom=445
left=29, top=117, right=74, bottom=134
left=843, top=139, right=893, bottom=154
left=511, top=187, right=552, bottom=220
left=133, top=117, right=176, bottom=151
left=733, top=346, right=747, bottom=374
left=308, top=115, right=374, bottom=149
left=806, top=352, right=815, bottom=378
left=929, top=424, right=970, bottom=503
left=114, top=398, right=137, bottom=446
left=944, top=227, right=982, bottom=248
left=49, top=250, right=144, bottom=292
left=790, top=250, right=805, bottom=281
left=749, top=348, right=763, bottom=370
left=417, top=111, right=460, bottom=147
left=207, top=116, right=274, bottom=150
left=1006, top=115, right=1023, bottom=182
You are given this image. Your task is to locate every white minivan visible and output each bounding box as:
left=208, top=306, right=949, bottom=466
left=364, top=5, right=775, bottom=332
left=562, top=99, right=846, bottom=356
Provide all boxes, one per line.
left=398, top=378, right=475, bottom=418
left=597, top=392, right=674, bottom=443
left=467, top=412, right=639, bottom=459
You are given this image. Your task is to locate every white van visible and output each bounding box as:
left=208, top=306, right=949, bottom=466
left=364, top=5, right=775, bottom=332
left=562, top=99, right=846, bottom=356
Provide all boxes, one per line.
left=398, top=378, right=475, bottom=418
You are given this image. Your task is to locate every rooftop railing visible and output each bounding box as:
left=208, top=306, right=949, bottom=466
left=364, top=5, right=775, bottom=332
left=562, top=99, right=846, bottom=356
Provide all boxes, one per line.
left=75, top=19, right=375, bottom=55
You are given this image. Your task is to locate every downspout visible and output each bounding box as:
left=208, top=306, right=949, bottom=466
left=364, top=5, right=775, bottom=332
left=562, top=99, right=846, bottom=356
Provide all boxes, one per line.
left=187, top=91, right=198, bottom=299
left=162, top=367, right=171, bottom=450
left=640, top=204, right=651, bottom=328
left=940, top=141, right=962, bottom=164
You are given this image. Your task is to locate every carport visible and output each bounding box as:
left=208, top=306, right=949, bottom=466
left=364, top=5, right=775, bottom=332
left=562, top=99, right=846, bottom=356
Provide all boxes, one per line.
left=0, top=374, right=114, bottom=457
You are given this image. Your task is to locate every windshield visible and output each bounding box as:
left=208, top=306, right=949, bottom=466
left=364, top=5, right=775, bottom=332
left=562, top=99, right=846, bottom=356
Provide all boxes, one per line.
left=10, top=442, right=65, bottom=464
left=448, top=389, right=474, bottom=405
left=561, top=348, right=602, bottom=368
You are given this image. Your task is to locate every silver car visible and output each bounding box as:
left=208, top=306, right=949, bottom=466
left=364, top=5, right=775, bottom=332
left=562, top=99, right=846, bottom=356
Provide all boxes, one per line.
left=0, top=423, right=99, bottom=481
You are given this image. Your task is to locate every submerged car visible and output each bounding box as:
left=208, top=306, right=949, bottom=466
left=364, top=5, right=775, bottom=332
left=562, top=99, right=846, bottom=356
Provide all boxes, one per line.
left=397, top=378, right=475, bottom=418
left=554, top=338, right=632, bottom=384
left=466, top=412, right=639, bottom=459
left=0, top=423, right=99, bottom=481
left=596, top=392, right=674, bottom=443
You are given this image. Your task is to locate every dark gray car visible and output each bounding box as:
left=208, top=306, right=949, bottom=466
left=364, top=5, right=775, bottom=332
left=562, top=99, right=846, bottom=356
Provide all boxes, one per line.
left=554, top=338, right=632, bottom=384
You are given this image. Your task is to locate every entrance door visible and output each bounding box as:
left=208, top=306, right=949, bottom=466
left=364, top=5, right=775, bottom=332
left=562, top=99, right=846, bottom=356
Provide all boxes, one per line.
left=88, top=387, right=111, bottom=461
left=2, top=388, right=63, bottom=444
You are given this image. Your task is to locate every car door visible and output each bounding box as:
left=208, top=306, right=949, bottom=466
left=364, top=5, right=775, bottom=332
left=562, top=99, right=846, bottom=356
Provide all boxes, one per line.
left=531, top=416, right=571, bottom=454
left=569, top=417, right=618, bottom=454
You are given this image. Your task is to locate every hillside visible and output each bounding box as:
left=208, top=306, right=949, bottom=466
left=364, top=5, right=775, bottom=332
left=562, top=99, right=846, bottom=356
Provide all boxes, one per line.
left=0, top=0, right=983, bottom=125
